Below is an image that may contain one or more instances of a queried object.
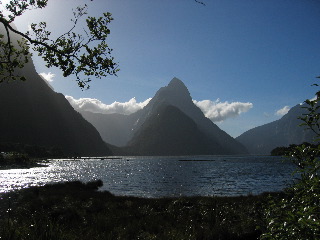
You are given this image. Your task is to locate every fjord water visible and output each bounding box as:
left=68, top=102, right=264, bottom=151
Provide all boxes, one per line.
left=0, top=155, right=295, bottom=197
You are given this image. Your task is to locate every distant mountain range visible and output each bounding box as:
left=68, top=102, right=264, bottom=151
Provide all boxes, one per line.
left=236, top=103, right=317, bottom=155
left=2, top=24, right=315, bottom=156
left=80, top=78, right=248, bottom=155
left=80, top=78, right=319, bottom=156
left=2, top=60, right=317, bottom=156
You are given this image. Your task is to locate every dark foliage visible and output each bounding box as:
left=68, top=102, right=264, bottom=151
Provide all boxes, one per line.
left=262, top=81, right=320, bottom=239
left=0, top=152, right=45, bottom=169
left=271, top=142, right=320, bottom=156
left=0, top=0, right=118, bottom=89
left=0, top=142, right=64, bottom=158
left=0, top=180, right=269, bottom=240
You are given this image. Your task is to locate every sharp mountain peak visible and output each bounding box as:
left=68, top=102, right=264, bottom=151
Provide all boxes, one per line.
left=155, top=77, right=191, bottom=101
left=167, top=77, right=186, bottom=88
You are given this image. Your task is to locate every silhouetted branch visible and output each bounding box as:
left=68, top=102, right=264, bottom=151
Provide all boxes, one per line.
left=195, top=0, right=206, bottom=6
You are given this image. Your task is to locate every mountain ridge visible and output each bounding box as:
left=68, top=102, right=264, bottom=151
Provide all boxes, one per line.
left=236, top=103, right=317, bottom=155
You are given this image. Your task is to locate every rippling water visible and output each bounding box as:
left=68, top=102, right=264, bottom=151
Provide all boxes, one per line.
left=0, top=155, right=295, bottom=197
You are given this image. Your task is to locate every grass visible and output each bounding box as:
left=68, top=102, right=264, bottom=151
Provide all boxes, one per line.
left=0, top=180, right=275, bottom=240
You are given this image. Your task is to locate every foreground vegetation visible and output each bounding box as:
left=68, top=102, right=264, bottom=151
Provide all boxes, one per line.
left=0, top=152, right=47, bottom=170
left=262, top=83, right=320, bottom=239
left=0, top=142, right=64, bottom=158
left=0, top=180, right=275, bottom=240
left=0, top=142, right=64, bottom=169
left=271, top=142, right=320, bottom=156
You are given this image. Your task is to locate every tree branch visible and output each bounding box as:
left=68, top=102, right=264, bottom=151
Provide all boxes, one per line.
left=0, top=1, right=118, bottom=89
left=195, top=0, right=206, bottom=6
left=0, top=19, right=62, bottom=55
left=2, top=23, right=13, bottom=65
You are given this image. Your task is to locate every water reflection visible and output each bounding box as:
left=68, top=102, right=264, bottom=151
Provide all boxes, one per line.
left=0, top=156, right=295, bottom=197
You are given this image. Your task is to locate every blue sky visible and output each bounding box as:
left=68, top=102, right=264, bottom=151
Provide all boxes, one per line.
left=6, top=0, right=320, bottom=137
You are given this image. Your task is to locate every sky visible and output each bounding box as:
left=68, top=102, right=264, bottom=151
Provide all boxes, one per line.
left=3, top=0, right=320, bottom=137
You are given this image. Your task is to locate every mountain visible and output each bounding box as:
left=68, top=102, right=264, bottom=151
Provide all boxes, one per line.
left=236, top=103, right=317, bottom=155
left=124, top=104, right=225, bottom=155
left=80, top=77, right=248, bottom=155
left=80, top=111, right=138, bottom=147
left=135, top=78, right=248, bottom=153
left=0, top=25, right=111, bottom=156
left=0, top=60, right=112, bottom=156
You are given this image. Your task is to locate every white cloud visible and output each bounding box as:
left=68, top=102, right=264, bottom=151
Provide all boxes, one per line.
left=193, top=99, right=253, bottom=122
left=309, top=95, right=317, bottom=101
left=66, top=95, right=252, bottom=120
left=39, top=72, right=55, bottom=82
left=275, top=106, right=290, bottom=116
left=66, top=96, right=152, bottom=115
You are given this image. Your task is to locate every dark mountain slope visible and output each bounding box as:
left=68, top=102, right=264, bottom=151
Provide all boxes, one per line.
left=0, top=60, right=111, bottom=156
left=236, top=103, right=317, bottom=155
left=125, top=104, right=223, bottom=155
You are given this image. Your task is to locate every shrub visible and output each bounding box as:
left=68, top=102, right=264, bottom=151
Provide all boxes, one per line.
left=262, top=83, right=320, bottom=240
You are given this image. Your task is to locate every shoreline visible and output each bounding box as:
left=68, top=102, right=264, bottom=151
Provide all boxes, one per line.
left=0, top=159, right=49, bottom=170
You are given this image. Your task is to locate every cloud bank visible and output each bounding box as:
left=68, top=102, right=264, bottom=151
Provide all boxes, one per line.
left=66, top=96, right=152, bottom=115
left=193, top=99, right=253, bottom=122
left=66, top=95, right=253, bottom=121
left=275, top=106, right=290, bottom=116
left=39, top=72, right=55, bottom=82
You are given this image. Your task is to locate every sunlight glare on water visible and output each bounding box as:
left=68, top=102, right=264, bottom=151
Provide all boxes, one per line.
left=0, top=156, right=295, bottom=197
